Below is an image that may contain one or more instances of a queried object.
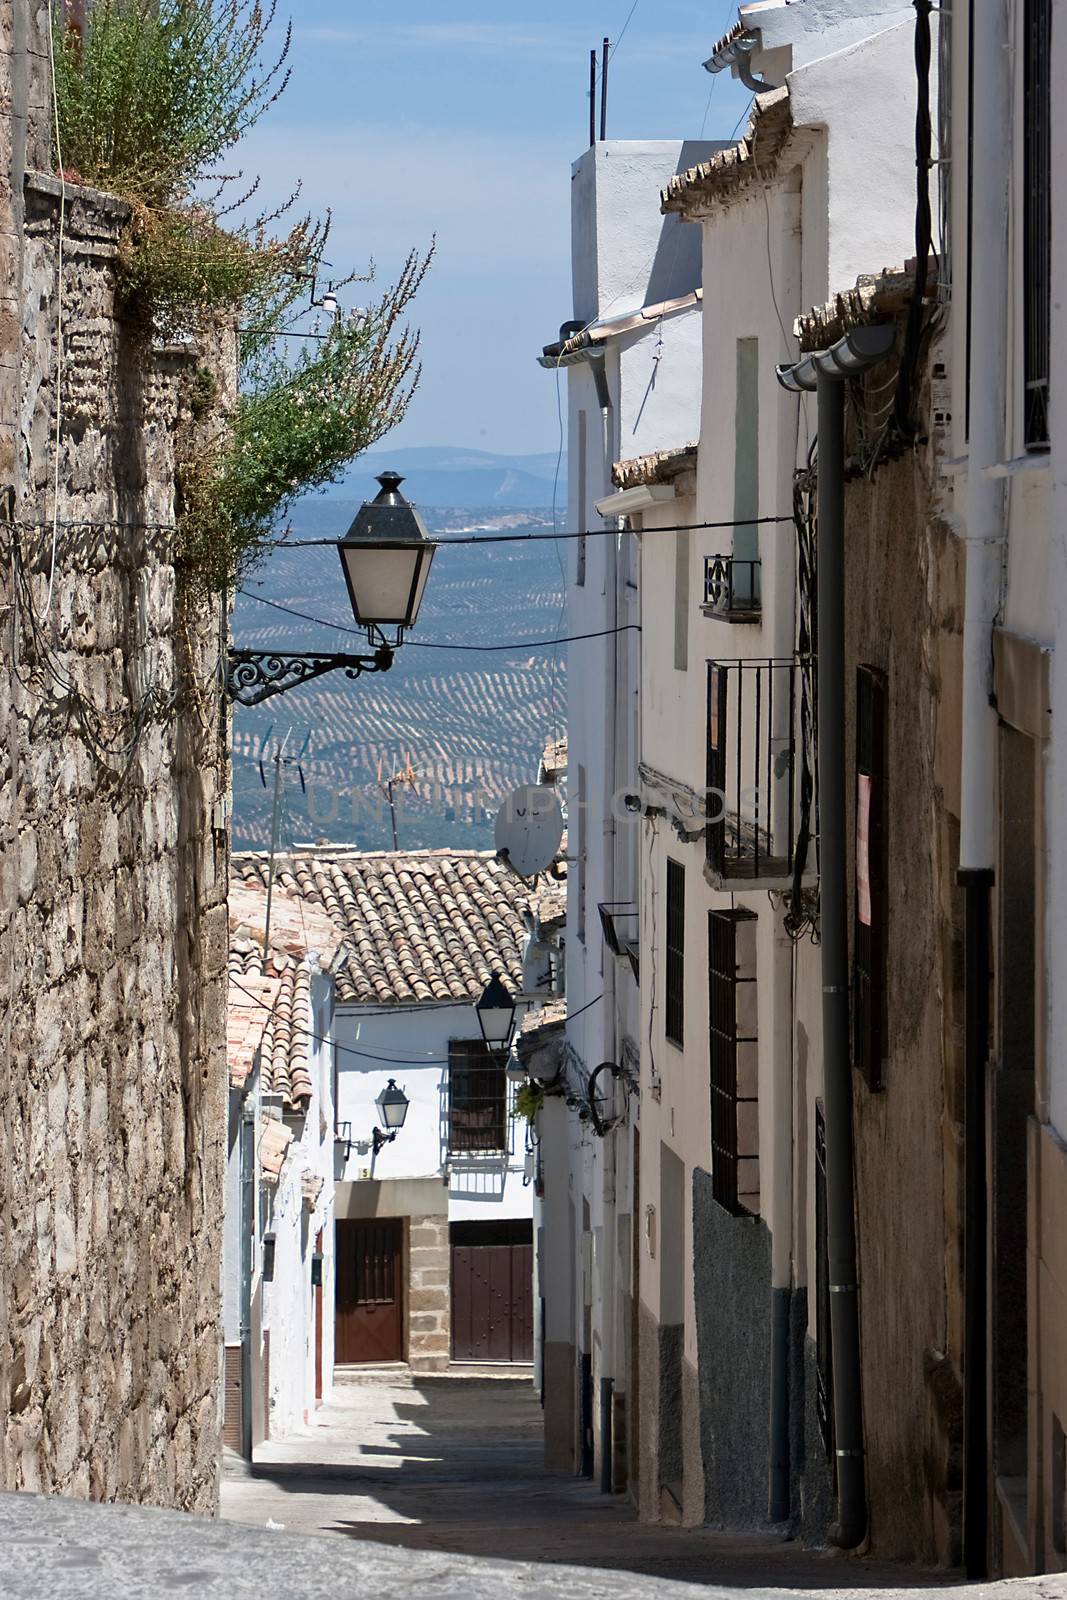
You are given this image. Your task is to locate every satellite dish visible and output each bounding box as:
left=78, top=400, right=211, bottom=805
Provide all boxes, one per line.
left=495, top=785, right=564, bottom=879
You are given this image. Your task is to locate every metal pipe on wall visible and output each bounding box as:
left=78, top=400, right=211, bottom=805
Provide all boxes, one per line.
left=959, top=0, right=1009, bottom=1575
left=815, top=370, right=867, bottom=1550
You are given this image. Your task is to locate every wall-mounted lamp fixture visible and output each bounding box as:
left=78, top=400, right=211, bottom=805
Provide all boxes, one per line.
left=475, top=973, right=517, bottom=1051
left=371, top=1078, right=410, bottom=1156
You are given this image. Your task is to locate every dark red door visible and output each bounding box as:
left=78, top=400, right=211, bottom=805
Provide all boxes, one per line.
left=336, top=1219, right=404, bottom=1363
left=451, top=1235, right=533, bottom=1362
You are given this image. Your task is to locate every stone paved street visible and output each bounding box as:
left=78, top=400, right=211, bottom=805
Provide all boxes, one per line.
left=221, top=1371, right=950, bottom=1589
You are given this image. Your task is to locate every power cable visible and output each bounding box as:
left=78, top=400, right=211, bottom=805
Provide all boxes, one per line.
left=234, top=586, right=638, bottom=651
left=275, top=513, right=792, bottom=550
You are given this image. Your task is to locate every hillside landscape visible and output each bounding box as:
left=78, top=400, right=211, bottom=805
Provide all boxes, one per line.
left=231, top=457, right=567, bottom=853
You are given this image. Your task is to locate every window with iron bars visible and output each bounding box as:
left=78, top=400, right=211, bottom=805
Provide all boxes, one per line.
left=1024, top=0, right=1051, bottom=449
left=447, top=1041, right=508, bottom=1154
left=853, top=665, right=888, bottom=1090
left=708, top=908, right=759, bottom=1215
left=815, top=1101, right=835, bottom=1469
left=665, top=859, right=685, bottom=1047
left=706, top=657, right=800, bottom=886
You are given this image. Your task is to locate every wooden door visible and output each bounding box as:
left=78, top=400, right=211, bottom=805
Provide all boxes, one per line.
left=451, top=1239, right=533, bottom=1362
left=336, top=1219, right=404, bottom=1364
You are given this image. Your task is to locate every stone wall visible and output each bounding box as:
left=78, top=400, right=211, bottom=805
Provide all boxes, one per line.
left=841, top=371, right=964, bottom=1564
left=0, top=22, right=232, bottom=1510
left=407, top=1214, right=450, bottom=1372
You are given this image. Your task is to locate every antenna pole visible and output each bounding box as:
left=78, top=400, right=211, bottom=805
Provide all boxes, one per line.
left=600, top=37, right=609, bottom=142
left=263, top=728, right=290, bottom=951
left=589, top=48, right=597, bottom=147
left=387, top=778, right=399, bottom=851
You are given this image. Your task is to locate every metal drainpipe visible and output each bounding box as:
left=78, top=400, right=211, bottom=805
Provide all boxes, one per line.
left=239, top=1108, right=256, bottom=1461
left=958, top=0, right=1009, bottom=1576
left=815, top=369, right=867, bottom=1550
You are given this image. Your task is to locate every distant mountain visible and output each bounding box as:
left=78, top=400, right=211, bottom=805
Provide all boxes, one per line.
left=318, top=445, right=566, bottom=511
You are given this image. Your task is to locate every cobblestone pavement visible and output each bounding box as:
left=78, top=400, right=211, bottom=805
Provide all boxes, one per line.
left=221, top=1370, right=949, bottom=1589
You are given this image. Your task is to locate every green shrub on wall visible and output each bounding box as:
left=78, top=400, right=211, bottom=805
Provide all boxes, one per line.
left=53, top=1, right=430, bottom=594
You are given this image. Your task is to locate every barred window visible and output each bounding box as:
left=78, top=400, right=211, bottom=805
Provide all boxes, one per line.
left=665, top=859, right=685, bottom=1046
left=708, top=908, right=759, bottom=1214
left=448, top=1041, right=507, bottom=1153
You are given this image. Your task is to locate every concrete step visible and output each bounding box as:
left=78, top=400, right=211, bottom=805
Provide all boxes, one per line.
left=335, top=1362, right=534, bottom=1386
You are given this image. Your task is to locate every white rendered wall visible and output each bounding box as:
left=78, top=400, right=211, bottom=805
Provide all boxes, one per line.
left=262, top=968, right=337, bottom=1437
left=570, top=141, right=721, bottom=326
left=333, top=1002, right=532, bottom=1223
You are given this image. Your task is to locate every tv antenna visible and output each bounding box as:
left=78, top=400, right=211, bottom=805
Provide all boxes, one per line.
left=258, top=726, right=309, bottom=947
left=376, top=754, right=418, bottom=851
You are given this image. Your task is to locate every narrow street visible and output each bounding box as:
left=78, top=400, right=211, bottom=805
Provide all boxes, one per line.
left=221, top=1372, right=950, bottom=1590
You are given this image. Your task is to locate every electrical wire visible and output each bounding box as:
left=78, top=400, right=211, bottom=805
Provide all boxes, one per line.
left=274, top=513, right=792, bottom=550
left=233, top=585, right=638, bottom=652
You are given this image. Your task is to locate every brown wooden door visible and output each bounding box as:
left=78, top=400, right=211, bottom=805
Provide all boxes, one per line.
left=451, top=1239, right=533, bottom=1362
left=336, top=1219, right=404, bottom=1363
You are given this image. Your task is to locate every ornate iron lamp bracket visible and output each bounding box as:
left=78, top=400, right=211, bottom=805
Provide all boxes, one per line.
left=225, top=644, right=394, bottom=706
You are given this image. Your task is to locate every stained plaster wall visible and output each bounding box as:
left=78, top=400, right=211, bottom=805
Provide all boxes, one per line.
left=836, top=384, right=965, bottom=1564
left=0, top=18, right=231, bottom=1509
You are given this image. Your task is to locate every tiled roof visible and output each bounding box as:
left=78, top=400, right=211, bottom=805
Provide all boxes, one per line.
left=661, top=88, right=792, bottom=215
left=227, top=972, right=281, bottom=1093
left=612, top=442, right=697, bottom=491
left=228, top=879, right=345, bottom=1113
left=231, top=850, right=528, bottom=1007
left=539, top=737, right=567, bottom=783
left=229, top=936, right=314, bottom=1110
left=795, top=266, right=923, bottom=352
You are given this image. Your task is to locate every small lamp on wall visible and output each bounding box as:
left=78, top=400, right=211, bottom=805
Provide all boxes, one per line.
left=372, top=1078, right=410, bottom=1156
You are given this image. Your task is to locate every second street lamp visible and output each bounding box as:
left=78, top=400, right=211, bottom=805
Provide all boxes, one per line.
left=371, top=1078, right=410, bottom=1156
left=226, top=471, right=438, bottom=706
left=475, top=973, right=517, bottom=1052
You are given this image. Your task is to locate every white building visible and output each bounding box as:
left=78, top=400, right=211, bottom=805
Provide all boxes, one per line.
left=224, top=880, right=342, bottom=1453
left=626, top=0, right=919, bottom=1535
left=533, top=136, right=719, bottom=1485
left=234, top=849, right=545, bottom=1371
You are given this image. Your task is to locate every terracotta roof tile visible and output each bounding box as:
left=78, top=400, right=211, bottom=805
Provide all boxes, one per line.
left=227, top=878, right=339, bottom=1113
left=231, top=849, right=527, bottom=1007
left=661, top=88, right=792, bottom=215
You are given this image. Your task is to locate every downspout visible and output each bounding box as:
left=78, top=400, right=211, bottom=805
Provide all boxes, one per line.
left=239, top=1102, right=256, bottom=1461
left=776, top=323, right=896, bottom=1552
left=958, top=0, right=1009, bottom=1578
left=815, top=370, right=866, bottom=1551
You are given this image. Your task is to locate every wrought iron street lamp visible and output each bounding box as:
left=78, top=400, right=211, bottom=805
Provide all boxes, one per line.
left=475, top=973, right=517, bottom=1051
left=371, top=1078, right=410, bottom=1156
left=225, top=472, right=438, bottom=706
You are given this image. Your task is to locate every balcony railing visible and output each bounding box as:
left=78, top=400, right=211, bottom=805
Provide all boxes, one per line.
left=702, top=555, right=761, bottom=622
left=706, top=656, right=801, bottom=887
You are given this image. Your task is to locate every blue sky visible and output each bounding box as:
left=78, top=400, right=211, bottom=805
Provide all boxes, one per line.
left=240, top=3, right=753, bottom=456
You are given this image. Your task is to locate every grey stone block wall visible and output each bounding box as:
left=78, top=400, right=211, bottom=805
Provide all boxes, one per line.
left=0, top=127, right=232, bottom=1510
left=692, top=1168, right=772, bottom=1529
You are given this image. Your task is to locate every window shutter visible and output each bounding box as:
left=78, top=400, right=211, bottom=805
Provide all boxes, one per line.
left=853, top=664, right=888, bottom=1089
left=708, top=907, right=759, bottom=1215
left=665, top=859, right=685, bottom=1047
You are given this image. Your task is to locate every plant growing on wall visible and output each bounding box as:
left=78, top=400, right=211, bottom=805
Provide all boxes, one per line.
left=52, top=1, right=431, bottom=593
left=514, top=1081, right=545, bottom=1124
